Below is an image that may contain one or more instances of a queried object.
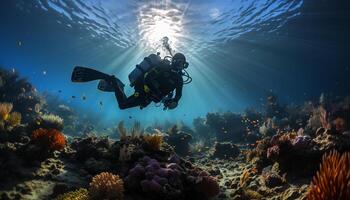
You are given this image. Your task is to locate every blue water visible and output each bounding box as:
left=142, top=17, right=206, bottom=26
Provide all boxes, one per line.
left=0, top=0, right=349, bottom=127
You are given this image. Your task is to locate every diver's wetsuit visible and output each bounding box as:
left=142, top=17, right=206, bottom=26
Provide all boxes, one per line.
left=114, top=60, right=183, bottom=109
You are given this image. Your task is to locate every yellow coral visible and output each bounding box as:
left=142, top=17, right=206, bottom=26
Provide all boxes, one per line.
left=307, top=150, right=350, bottom=200
left=143, top=134, right=163, bottom=151
left=0, top=102, right=13, bottom=121
left=89, top=172, right=124, bottom=200
left=54, top=188, right=88, bottom=200
left=6, top=112, right=21, bottom=126
left=240, top=169, right=251, bottom=187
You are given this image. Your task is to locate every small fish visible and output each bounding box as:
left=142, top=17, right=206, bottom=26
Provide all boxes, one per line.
left=72, top=95, right=76, bottom=99
left=58, top=90, right=62, bottom=93
left=17, top=41, right=22, bottom=47
left=129, top=116, right=132, bottom=119
left=82, top=96, right=86, bottom=100
left=42, top=70, right=47, bottom=75
left=99, top=101, right=103, bottom=106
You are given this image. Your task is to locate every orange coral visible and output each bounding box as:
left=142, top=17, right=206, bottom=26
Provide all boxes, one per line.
left=307, top=150, right=350, bottom=200
left=89, top=172, right=124, bottom=200
left=32, top=128, right=66, bottom=151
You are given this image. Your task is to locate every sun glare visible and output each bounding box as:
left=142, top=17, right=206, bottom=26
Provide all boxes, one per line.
left=137, top=6, right=184, bottom=54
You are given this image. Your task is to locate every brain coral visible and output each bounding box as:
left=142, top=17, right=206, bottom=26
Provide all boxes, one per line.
left=307, top=150, right=350, bottom=200
left=89, top=172, right=124, bottom=200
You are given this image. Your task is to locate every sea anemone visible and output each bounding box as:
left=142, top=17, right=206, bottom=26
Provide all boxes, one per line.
left=307, top=150, right=350, bottom=200
left=0, top=102, right=13, bottom=121
left=39, top=114, right=64, bottom=130
left=54, top=188, right=89, bottom=200
left=89, top=172, right=124, bottom=200
left=32, top=128, right=66, bottom=151
left=143, top=134, right=163, bottom=151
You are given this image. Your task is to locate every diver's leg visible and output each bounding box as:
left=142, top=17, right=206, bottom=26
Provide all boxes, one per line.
left=114, top=92, right=145, bottom=109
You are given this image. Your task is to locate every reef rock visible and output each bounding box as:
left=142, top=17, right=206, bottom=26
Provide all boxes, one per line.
left=211, top=142, right=240, bottom=159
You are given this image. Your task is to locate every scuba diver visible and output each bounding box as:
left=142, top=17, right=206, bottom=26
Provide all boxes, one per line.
left=71, top=52, right=191, bottom=110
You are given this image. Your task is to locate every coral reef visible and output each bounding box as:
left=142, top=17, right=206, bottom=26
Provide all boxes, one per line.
left=0, top=68, right=43, bottom=123
left=307, top=150, right=350, bottom=200
left=89, top=172, right=124, bottom=200
left=124, top=155, right=219, bottom=200
left=1, top=70, right=350, bottom=200
left=165, top=125, right=192, bottom=155
left=211, top=142, right=240, bottom=159
left=206, top=112, right=246, bottom=142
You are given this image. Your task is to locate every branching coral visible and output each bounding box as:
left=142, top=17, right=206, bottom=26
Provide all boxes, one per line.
left=143, top=134, right=163, bottom=151
left=307, top=150, right=350, bottom=200
left=32, top=128, right=66, bottom=151
left=54, top=188, right=89, bottom=200
left=89, top=172, right=124, bottom=200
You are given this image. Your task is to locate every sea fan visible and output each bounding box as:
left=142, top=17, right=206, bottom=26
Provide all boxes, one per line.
left=307, top=150, right=350, bottom=200
left=117, top=121, right=127, bottom=140
left=89, top=172, right=124, bottom=200
left=32, top=128, right=66, bottom=151
left=0, top=102, right=13, bottom=121
left=143, top=134, right=163, bottom=151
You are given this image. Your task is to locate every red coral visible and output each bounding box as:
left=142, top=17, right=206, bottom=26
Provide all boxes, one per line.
left=32, top=128, right=66, bottom=151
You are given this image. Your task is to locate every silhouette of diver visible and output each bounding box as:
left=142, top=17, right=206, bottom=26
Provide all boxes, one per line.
left=71, top=52, right=191, bottom=110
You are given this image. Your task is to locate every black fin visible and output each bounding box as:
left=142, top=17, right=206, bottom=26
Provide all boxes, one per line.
left=71, top=66, right=110, bottom=82
left=97, top=80, right=115, bottom=92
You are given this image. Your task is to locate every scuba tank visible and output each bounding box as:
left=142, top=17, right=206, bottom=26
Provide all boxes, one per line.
left=128, top=53, right=162, bottom=87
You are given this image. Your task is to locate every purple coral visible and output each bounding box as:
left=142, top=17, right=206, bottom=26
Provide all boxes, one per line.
left=129, top=164, right=145, bottom=177
left=292, top=135, right=311, bottom=149
left=141, top=179, right=162, bottom=193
